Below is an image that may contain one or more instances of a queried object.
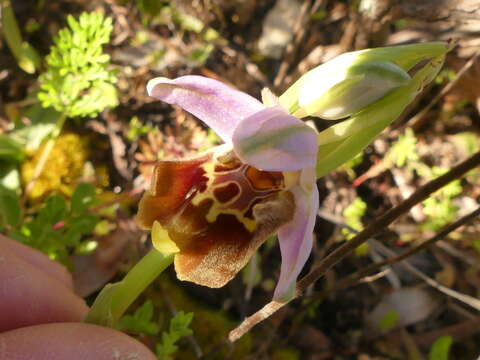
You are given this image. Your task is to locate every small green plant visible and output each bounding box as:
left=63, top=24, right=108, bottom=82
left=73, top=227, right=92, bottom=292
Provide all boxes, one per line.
left=428, top=335, right=453, bottom=360
left=127, top=116, right=154, bottom=141
left=388, top=128, right=419, bottom=169
left=4, top=183, right=99, bottom=264
left=340, top=152, right=363, bottom=179
left=421, top=167, right=462, bottom=232
left=379, top=309, right=399, bottom=331
left=117, top=300, right=160, bottom=336
left=156, top=311, right=194, bottom=360
left=343, top=198, right=366, bottom=239
left=116, top=301, right=194, bottom=359
left=38, top=12, right=118, bottom=118
left=342, top=198, right=368, bottom=255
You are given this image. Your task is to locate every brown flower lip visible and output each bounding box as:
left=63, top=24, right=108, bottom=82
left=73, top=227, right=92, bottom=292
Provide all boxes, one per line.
left=137, top=146, right=295, bottom=288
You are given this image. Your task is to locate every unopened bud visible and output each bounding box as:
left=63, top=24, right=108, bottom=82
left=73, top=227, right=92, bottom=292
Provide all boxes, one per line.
left=285, top=58, right=411, bottom=120
left=280, top=42, right=450, bottom=120
left=297, top=60, right=410, bottom=119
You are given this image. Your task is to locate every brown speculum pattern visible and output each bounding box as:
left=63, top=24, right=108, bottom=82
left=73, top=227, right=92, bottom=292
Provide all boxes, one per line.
left=137, top=146, right=295, bottom=288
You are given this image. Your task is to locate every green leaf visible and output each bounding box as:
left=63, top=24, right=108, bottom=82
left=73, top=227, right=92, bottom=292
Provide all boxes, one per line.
left=0, top=134, right=25, bottom=162
left=64, top=213, right=99, bottom=245
left=379, top=310, right=399, bottom=331
left=117, top=300, right=160, bottom=336
left=12, top=104, right=61, bottom=152
left=37, top=11, right=118, bottom=118
left=0, top=190, right=21, bottom=230
left=0, top=163, right=21, bottom=191
left=71, top=183, right=96, bottom=214
left=0, top=0, right=40, bottom=73
left=156, top=311, right=194, bottom=360
left=37, top=194, right=67, bottom=225
left=428, top=335, right=453, bottom=360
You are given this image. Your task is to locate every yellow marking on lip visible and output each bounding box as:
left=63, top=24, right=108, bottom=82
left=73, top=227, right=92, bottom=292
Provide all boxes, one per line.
left=191, top=187, right=257, bottom=232
left=206, top=206, right=257, bottom=232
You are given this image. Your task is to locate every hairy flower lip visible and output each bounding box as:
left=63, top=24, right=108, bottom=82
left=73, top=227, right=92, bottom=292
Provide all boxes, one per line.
left=137, top=146, right=297, bottom=289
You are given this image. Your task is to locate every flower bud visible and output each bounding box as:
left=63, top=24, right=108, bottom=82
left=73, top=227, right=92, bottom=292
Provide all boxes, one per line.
left=286, top=58, right=411, bottom=120
left=298, top=60, right=410, bottom=119
left=280, top=42, right=450, bottom=120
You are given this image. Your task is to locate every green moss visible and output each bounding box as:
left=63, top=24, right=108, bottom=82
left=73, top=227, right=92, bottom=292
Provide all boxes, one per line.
left=21, top=133, right=91, bottom=202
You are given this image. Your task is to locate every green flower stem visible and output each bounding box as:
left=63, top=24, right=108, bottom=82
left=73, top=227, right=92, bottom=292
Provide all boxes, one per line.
left=84, top=249, right=174, bottom=327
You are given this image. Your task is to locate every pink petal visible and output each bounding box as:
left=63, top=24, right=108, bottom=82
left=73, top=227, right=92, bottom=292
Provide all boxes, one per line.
left=273, top=174, right=319, bottom=301
left=232, top=106, right=318, bottom=171
left=147, top=76, right=264, bottom=142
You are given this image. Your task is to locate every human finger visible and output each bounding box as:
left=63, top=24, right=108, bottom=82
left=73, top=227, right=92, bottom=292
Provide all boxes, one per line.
left=0, top=234, right=73, bottom=288
left=0, top=246, right=88, bottom=332
left=0, top=322, right=157, bottom=360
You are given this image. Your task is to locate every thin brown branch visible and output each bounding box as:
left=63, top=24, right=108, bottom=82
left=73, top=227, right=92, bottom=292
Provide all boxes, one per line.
left=229, top=150, right=480, bottom=342
left=318, top=206, right=480, bottom=297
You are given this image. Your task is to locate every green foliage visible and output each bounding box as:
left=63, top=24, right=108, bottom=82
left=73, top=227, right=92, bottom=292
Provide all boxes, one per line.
left=135, top=0, right=167, bottom=19
left=472, top=239, right=480, bottom=254
left=189, top=43, right=214, bottom=66
left=156, top=311, right=194, bottom=360
left=340, top=152, right=363, bottom=179
left=342, top=198, right=366, bottom=239
left=379, top=310, right=399, bottom=331
left=0, top=0, right=41, bottom=73
left=127, top=116, right=154, bottom=141
left=343, top=198, right=368, bottom=255
left=428, top=335, right=453, bottom=360
left=10, top=104, right=61, bottom=152
left=0, top=188, right=22, bottom=230
left=117, top=300, right=160, bottom=336
left=435, top=69, right=456, bottom=84
left=388, top=128, right=419, bottom=168
left=454, top=133, right=479, bottom=155
left=421, top=167, right=462, bottom=232
left=7, top=183, right=99, bottom=264
left=384, top=130, right=465, bottom=232
left=0, top=134, right=25, bottom=162
left=311, top=10, right=327, bottom=21
left=38, top=12, right=118, bottom=118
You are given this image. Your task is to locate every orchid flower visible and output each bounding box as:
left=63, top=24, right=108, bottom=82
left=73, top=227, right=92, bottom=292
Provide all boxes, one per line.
left=86, top=41, right=451, bottom=328
left=136, top=42, right=451, bottom=302
left=136, top=75, right=319, bottom=301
